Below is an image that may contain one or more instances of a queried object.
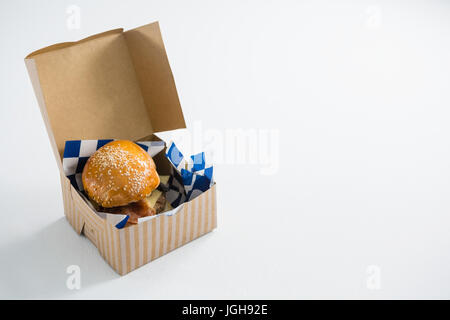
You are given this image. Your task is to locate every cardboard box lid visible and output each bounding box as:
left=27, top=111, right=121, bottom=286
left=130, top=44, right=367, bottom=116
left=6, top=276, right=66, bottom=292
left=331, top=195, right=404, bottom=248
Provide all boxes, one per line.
left=25, top=22, right=185, bottom=168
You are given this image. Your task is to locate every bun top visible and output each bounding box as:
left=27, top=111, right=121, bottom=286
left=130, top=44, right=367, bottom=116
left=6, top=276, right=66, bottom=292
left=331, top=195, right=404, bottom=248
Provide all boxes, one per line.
left=82, top=140, right=160, bottom=208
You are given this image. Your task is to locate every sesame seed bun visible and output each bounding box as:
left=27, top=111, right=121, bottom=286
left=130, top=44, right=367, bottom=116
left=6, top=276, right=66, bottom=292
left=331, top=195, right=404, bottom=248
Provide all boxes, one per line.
left=82, top=140, right=160, bottom=208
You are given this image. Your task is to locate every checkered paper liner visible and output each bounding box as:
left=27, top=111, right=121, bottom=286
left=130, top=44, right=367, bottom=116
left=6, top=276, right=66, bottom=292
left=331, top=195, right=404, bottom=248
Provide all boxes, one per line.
left=165, top=141, right=214, bottom=201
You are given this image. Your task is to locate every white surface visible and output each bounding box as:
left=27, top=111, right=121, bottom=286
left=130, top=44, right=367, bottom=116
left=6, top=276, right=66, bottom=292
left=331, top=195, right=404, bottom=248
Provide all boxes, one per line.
left=1, top=0, right=450, bottom=299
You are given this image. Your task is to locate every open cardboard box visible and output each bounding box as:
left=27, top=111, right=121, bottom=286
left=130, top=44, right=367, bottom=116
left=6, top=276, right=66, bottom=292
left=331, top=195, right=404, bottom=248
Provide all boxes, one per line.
left=25, top=21, right=217, bottom=275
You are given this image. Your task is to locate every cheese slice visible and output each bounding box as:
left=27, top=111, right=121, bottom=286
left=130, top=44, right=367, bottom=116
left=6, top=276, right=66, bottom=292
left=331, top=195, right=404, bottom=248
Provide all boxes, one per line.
left=142, top=189, right=166, bottom=213
left=160, top=175, right=170, bottom=185
left=164, top=200, right=173, bottom=212
left=158, top=175, right=170, bottom=192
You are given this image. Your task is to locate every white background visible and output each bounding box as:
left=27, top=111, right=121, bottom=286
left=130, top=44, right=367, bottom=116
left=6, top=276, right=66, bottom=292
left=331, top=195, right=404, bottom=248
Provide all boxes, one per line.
left=1, top=0, right=450, bottom=299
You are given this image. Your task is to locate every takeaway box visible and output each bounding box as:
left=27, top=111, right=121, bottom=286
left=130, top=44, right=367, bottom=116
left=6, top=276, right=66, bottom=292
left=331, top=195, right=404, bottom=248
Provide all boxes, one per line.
left=25, top=21, right=217, bottom=275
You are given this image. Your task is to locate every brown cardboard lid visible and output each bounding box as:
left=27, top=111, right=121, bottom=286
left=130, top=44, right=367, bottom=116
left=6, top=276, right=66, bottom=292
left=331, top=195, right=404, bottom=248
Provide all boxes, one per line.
left=25, top=22, right=185, bottom=163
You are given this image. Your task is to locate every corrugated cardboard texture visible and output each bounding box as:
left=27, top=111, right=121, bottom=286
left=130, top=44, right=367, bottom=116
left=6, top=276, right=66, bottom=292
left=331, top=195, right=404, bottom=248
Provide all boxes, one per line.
left=60, top=173, right=217, bottom=275
left=26, top=22, right=185, bottom=165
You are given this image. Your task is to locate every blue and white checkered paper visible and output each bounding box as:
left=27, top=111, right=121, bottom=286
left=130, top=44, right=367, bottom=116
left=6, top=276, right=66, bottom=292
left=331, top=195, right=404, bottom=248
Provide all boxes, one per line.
left=165, top=141, right=214, bottom=202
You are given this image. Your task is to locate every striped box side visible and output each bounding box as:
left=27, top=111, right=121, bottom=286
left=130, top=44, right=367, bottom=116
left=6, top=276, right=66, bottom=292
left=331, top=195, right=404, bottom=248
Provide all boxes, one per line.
left=60, top=174, right=84, bottom=234
left=117, top=184, right=217, bottom=275
left=60, top=174, right=217, bottom=276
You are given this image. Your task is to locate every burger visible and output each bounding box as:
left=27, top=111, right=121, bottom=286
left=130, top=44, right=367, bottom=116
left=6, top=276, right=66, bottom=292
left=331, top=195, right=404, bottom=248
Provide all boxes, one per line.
left=82, top=140, right=168, bottom=224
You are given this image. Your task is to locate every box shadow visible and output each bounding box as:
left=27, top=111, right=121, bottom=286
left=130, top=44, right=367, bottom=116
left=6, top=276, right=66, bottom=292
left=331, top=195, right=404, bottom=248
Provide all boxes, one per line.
left=0, top=217, right=120, bottom=299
